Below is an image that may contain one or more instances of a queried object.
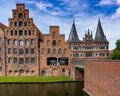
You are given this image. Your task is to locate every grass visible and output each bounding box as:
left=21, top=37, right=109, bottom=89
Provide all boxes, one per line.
left=0, top=76, right=72, bottom=83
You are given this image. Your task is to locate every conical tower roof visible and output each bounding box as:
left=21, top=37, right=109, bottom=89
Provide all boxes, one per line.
left=94, top=19, right=107, bottom=42
left=67, top=20, right=79, bottom=43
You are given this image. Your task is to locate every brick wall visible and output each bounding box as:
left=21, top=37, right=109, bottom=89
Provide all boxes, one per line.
left=84, top=60, right=120, bottom=96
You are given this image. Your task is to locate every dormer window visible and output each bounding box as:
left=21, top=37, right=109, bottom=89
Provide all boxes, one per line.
left=18, top=13, right=23, bottom=18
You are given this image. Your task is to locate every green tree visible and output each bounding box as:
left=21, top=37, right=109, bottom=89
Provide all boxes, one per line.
left=109, top=39, right=120, bottom=60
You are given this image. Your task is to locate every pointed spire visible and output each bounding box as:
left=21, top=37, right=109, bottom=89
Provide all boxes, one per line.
left=67, top=19, right=79, bottom=42
left=94, top=18, right=107, bottom=42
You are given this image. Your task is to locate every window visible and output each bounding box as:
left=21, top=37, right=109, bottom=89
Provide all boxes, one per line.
left=19, top=30, right=23, bottom=36
left=47, top=48, right=50, bottom=54
left=19, top=21, right=23, bottom=26
left=8, top=48, right=12, bottom=54
left=25, top=39, right=29, bottom=45
left=58, top=58, right=68, bottom=65
left=52, top=40, right=56, bottom=46
left=29, top=30, right=31, bottom=35
left=0, top=67, right=2, bottom=71
left=64, top=49, right=67, bottom=54
left=19, top=58, right=24, bottom=64
left=31, top=58, right=35, bottom=63
left=24, top=22, right=27, bottom=26
left=47, top=57, right=57, bottom=65
left=25, top=48, right=29, bottom=54
left=58, top=40, right=61, bottom=46
left=18, top=13, right=23, bottom=18
left=19, top=40, right=23, bottom=46
left=11, top=30, right=13, bottom=36
left=31, top=48, right=34, bottom=54
left=58, top=48, right=62, bottom=54
left=86, top=52, right=92, bottom=57
left=14, top=22, right=17, bottom=26
left=25, top=57, right=29, bottom=63
left=14, top=48, right=17, bottom=54
left=53, top=49, right=56, bottom=54
left=0, top=57, right=2, bottom=63
left=8, top=39, right=12, bottom=45
left=25, top=30, right=27, bottom=35
left=52, top=32, right=56, bottom=39
left=0, top=48, right=1, bottom=52
left=19, top=49, right=24, bottom=55
left=31, top=39, right=35, bottom=45
left=8, top=58, right=12, bottom=63
left=62, top=68, right=65, bottom=72
left=47, top=40, right=50, bottom=46
left=13, top=39, right=17, bottom=45
left=73, top=53, right=79, bottom=57
left=15, top=30, right=17, bottom=35
left=14, top=58, right=17, bottom=64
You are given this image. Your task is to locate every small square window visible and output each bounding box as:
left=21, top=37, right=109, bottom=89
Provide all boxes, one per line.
left=18, top=13, right=23, bottom=18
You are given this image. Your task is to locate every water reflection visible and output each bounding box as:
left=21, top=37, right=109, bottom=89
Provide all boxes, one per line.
left=0, top=82, right=89, bottom=96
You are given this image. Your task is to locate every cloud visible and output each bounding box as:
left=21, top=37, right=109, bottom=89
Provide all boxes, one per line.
left=97, top=0, right=116, bottom=6
left=111, top=7, right=120, bottom=19
left=36, top=2, right=53, bottom=11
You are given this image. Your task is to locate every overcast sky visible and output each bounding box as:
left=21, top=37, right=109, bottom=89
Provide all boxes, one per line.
left=0, top=0, right=120, bottom=50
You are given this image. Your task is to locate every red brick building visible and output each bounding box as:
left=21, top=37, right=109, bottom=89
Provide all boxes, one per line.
left=0, top=3, right=109, bottom=79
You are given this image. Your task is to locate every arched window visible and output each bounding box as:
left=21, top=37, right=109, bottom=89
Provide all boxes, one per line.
left=58, top=40, right=61, bottom=46
left=47, top=48, right=50, bottom=54
left=52, top=32, right=56, bottom=39
left=19, top=21, right=23, bottom=27
left=19, top=49, right=24, bottom=55
left=13, top=39, right=17, bottom=45
left=64, top=49, right=67, bottom=54
left=0, top=67, right=2, bottom=71
left=52, top=40, right=56, bottom=46
left=8, top=48, right=12, bottom=54
left=25, top=39, right=29, bottom=45
left=31, top=58, right=35, bottom=63
left=19, top=58, right=24, bottom=64
left=14, top=58, right=17, bottom=64
left=53, top=49, right=56, bottom=54
left=19, top=40, right=23, bottom=45
left=47, top=40, right=50, bottom=46
left=31, top=39, right=35, bottom=45
left=14, top=48, right=17, bottom=54
left=8, top=58, right=12, bottom=63
left=25, top=57, right=29, bottom=63
left=62, top=68, right=65, bottom=72
left=0, top=57, right=2, bottom=63
left=19, top=30, right=23, bottom=36
left=8, top=39, right=12, bottom=45
left=58, top=48, right=62, bottom=54
left=18, top=13, right=23, bottom=18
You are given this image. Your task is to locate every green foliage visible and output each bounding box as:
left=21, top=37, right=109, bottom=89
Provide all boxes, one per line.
left=0, top=76, right=72, bottom=83
left=109, top=39, right=120, bottom=60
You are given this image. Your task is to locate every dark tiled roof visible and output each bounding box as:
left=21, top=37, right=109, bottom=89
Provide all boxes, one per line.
left=67, top=20, right=80, bottom=43
left=94, top=19, right=107, bottom=42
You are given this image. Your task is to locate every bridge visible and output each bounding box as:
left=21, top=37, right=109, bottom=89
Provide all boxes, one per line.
left=75, top=61, right=84, bottom=81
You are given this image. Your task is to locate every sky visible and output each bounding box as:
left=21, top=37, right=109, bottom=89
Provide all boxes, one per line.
left=0, top=0, right=120, bottom=50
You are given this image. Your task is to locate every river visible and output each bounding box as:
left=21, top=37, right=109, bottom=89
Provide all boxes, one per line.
left=0, top=82, right=89, bottom=96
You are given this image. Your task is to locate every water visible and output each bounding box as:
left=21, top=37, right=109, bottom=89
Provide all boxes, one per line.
left=0, top=82, right=89, bottom=96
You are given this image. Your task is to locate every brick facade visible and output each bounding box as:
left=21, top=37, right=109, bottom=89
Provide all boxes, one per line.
left=40, top=26, right=72, bottom=77
left=84, top=60, right=120, bottom=96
